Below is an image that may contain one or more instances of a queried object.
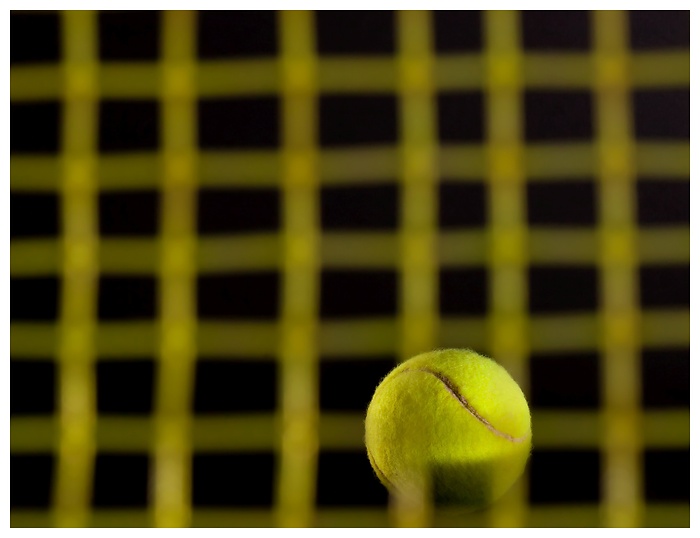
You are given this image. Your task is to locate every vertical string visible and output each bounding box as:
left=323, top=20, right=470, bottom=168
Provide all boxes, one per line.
left=277, top=10, right=320, bottom=528
left=594, top=10, right=642, bottom=528
left=485, top=10, right=529, bottom=528
left=153, top=10, right=197, bottom=528
left=394, top=10, right=438, bottom=528
left=55, top=10, right=98, bottom=528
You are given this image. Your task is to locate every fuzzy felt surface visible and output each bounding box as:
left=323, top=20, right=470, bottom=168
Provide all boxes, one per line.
left=364, top=348, right=532, bottom=507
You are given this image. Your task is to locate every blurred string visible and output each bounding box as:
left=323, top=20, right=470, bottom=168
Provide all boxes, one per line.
left=594, top=11, right=641, bottom=528
left=9, top=9, right=690, bottom=528
left=154, top=11, right=197, bottom=528
left=277, top=10, right=320, bottom=527
left=55, top=10, right=98, bottom=528
left=485, top=10, right=529, bottom=528
left=393, top=9, right=438, bottom=528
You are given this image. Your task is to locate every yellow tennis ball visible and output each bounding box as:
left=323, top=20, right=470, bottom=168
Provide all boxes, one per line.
left=365, top=348, right=532, bottom=508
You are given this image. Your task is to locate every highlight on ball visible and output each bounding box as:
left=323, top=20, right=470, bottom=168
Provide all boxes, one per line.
left=364, top=348, right=532, bottom=509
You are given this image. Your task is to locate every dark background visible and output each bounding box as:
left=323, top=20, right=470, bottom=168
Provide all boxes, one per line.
left=10, top=10, right=689, bottom=527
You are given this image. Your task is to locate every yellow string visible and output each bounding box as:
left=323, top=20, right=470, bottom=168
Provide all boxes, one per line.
left=7, top=8, right=689, bottom=529
left=392, top=10, right=438, bottom=528
left=153, top=10, right=197, bottom=528
left=485, top=10, right=529, bottom=528
left=276, top=10, right=320, bottom=528
left=54, top=10, right=98, bottom=528
left=594, top=10, right=642, bottom=528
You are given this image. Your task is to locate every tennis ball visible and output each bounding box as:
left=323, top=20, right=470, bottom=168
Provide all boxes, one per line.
left=365, top=348, right=531, bottom=508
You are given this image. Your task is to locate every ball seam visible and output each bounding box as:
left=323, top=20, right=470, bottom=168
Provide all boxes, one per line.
left=403, top=367, right=528, bottom=443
